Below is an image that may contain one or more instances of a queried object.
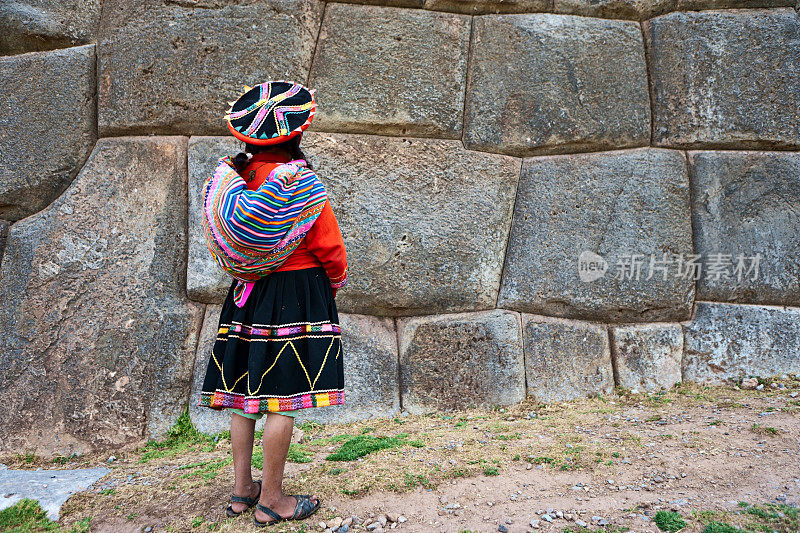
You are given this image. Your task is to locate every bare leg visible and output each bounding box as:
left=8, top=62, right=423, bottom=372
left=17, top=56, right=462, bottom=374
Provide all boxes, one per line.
left=229, top=413, right=260, bottom=513
left=255, top=413, right=319, bottom=522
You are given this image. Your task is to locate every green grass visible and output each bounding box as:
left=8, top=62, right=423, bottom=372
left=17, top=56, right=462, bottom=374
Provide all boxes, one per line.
left=50, top=454, right=77, bottom=465
left=736, top=501, right=800, bottom=532
left=654, top=510, right=687, bottom=532
left=178, top=458, right=233, bottom=480
left=0, top=499, right=59, bottom=532
left=286, top=444, right=313, bottom=463
left=251, top=447, right=263, bottom=469
left=325, top=433, right=420, bottom=461
left=138, top=409, right=215, bottom=462
left=251, top=443, right=313, bottom=468
left=403, top=473, right=432, bottom=489
left=702, top=523, right=744, bottom=533
left=307, top=434, right=351, bottom=447
left=495, top=433, right=522, bottom=441
left=750, top=423, right=779, bottom=437
left=71, top=518, right=90, bottom=533
left=0, top=500, right=91, bottom=533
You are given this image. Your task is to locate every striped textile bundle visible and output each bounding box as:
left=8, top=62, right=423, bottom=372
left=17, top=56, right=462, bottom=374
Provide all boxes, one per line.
left=202, top=155, right=328, bottom=307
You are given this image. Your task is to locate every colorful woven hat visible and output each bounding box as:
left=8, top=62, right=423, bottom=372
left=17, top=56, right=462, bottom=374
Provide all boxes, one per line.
left=225, top=80, right=316, bottom=145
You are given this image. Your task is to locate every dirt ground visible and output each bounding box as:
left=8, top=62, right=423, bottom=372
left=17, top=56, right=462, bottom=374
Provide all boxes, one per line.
left=5, top=379, right=800, bottom=533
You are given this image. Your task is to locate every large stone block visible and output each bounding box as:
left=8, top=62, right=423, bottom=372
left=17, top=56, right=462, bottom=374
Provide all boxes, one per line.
left=0, top=137, right=204, bottom=455
left=498, top=148, right=694, bottom=323
left=308, top=4, right=470, bottom=138
left=689, top=151, right=800, bottom=306
left=187, top=136, right=239, bottom=303
left=424, top=0, right=549, bottom=13
left=398, top=310, right=525, bottom=413
left=522, top=314, right=614, bottom=402
left=464, top=14, right=650, bottom=157
left=683, top=302, right=800, bottom=384
left=0, top=45, right=96, bottom=221
left=302, top=132, right=521, bottom=316
left=326, top=0, right=550, bottom=14
left=553, top=0, right=793, bottom=20
left=610, top=323, right=683, bottom=392
left=190, top=310, right=400, bottom=432
left=0, top=0, right=101, bottom=54
left=296, top=313, right=400, bottom=424
left=645, top=9, right=800, bottom=149
left=98, top=0, right=324, bottom=136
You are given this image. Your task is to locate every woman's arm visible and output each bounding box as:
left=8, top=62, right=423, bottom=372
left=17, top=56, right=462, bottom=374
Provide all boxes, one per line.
left=304, top=200, right=348, bottom=296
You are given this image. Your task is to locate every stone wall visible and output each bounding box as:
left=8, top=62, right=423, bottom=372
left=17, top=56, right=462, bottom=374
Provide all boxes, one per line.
left=1, top=0, right=798, bottom=454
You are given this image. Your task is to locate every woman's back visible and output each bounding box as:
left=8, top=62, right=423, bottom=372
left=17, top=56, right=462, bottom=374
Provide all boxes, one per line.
left=242, top=152, right=348, bottom=289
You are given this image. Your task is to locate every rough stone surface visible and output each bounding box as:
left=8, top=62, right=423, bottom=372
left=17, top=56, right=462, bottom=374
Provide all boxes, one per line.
left=0, top=45, right=96, bottom=221
left=646, top=9, right=800, bottom=149
left=296, top=313, right=400, bottom=424
left=522, top=314, right=614, bottom=402
left=553, top=0, right=793, bottom=20
left=189, top=305, right=238, bottom=435
left=689, top=151, right=800, bottom=306
left=498, top=148, right=694, bottom=323
left=398, top=310, right=525, bottom=414
left=0, top=220, right=8, bottom=264
left=424, top=0, right=549, bottom=13
left=610, top=323, right=683, bottom=392
left=464, top=14, right=650, bottom=157
left=187, top=136, right=239, bottom=304
left=0, top=0, right=101, bottom=54
left=302, top=132, right=521, bottom=316
left=0, top=467, right=110, bottom=520
left=326, top=0, right=550, bottom=13
left=97, top=0, right=324, bottom=136
left=0, top=137, right=204, bottom=454
left=683, top=302, right=800, bottom=384
left=308, top=4, right=470, bottom=138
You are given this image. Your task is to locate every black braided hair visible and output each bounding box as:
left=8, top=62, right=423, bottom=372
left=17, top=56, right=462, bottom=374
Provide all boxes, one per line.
left=233, top=135, right=313, bottom=174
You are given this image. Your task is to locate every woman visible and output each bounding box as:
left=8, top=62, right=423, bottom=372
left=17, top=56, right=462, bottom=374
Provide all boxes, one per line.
left=197, top=81, right=348, bottom=526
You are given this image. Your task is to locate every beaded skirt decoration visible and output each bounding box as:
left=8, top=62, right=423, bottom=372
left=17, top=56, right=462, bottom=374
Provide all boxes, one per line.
left=198, top=267, right=345, bottom=415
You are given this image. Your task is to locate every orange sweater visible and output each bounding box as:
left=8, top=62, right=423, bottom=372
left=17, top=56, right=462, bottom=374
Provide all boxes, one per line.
left=242, top=152, right=348, bottom=296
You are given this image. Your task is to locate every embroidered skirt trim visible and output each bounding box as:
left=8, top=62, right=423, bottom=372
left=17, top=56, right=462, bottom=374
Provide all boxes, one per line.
left=199, top=388, right=345, bottom=414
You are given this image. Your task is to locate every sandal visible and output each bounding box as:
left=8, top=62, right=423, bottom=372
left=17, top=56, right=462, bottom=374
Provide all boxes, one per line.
left=225, top=480, right=262, bottom=517
left=253, top=495, right=321, bottom=527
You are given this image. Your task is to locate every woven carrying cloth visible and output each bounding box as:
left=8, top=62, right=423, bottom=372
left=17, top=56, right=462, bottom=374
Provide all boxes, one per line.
left=226, top=80, right=316, bottom=145
left=201, top=156, right=328, bottom=307
left=199, top=268, right=345, bottom=414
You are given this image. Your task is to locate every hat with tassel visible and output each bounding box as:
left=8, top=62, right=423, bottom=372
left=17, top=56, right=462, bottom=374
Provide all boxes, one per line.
left=225, top=80, right=316, bottom=145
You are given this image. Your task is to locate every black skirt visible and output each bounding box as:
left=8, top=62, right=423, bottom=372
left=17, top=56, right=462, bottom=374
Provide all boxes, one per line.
left=198, top=267, right=345, bottom=414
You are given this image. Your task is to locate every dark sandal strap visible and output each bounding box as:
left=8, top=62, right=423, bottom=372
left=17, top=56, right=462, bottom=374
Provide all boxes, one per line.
left=291, top=495, right=320, bottom=519
left=256, top=503, right=283, bottom=523
left=225, top=504, right=243, bottom=517
left=231, top=480, right=262, bottom=505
